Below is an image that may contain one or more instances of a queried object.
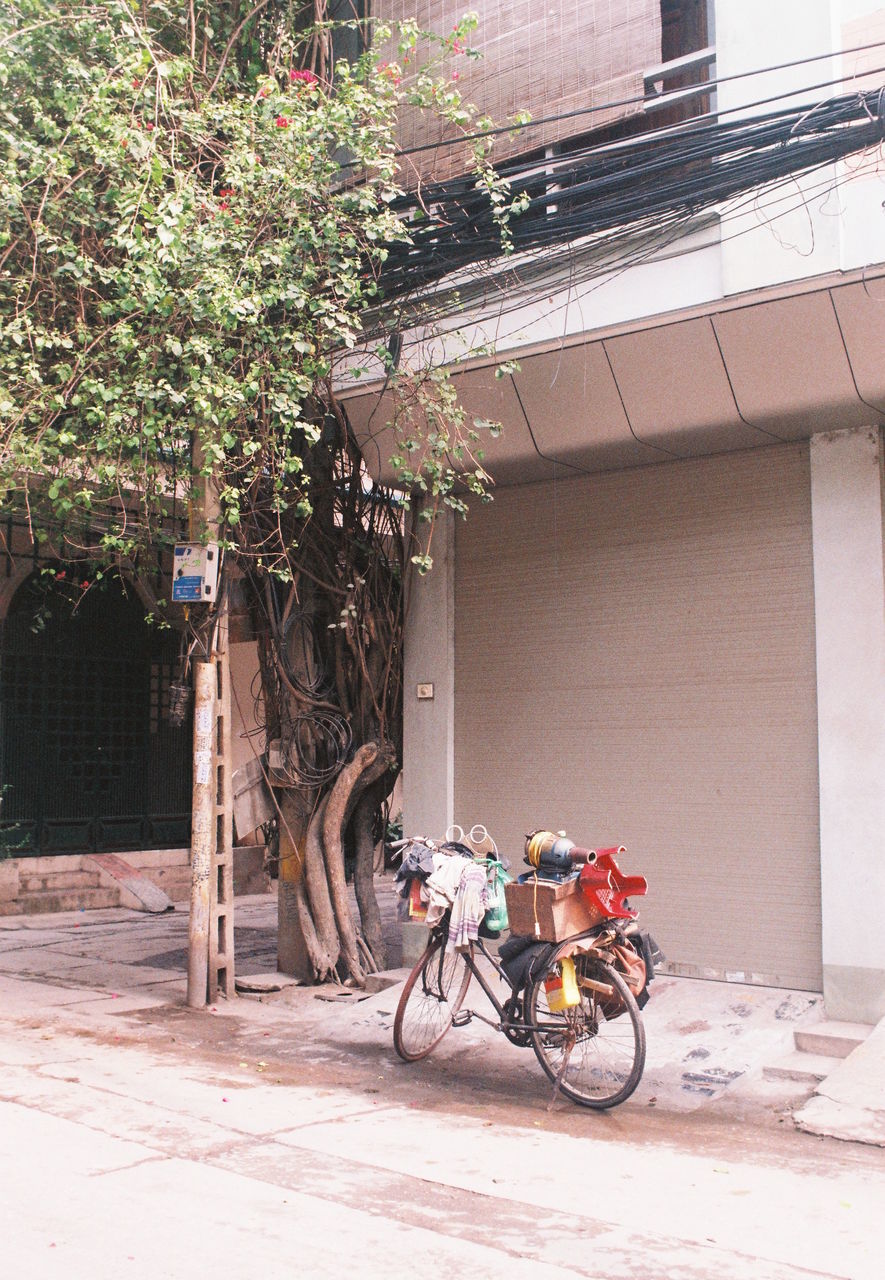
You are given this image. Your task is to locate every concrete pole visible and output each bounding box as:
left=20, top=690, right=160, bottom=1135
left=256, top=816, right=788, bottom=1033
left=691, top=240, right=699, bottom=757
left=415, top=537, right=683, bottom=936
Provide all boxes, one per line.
left=810, top=426, right=885, bottom=1022
left=401, top=505, right=456, bottom=967
left=403, top=503, right=456, bottom=839
left=187, top=658, right=217, bottom=1008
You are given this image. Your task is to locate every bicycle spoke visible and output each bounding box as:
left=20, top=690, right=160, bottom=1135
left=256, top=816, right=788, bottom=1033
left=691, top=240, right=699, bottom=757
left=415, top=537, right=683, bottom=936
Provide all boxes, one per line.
left=528, top=955, right=646, bottom=1108
left=393, top=936, right=472, bottom=1062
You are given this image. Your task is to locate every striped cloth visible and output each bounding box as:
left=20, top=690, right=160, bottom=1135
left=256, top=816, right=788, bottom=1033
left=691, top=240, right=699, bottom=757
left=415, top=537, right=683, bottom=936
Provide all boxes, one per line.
left=446, top=861, right=491, bottom=952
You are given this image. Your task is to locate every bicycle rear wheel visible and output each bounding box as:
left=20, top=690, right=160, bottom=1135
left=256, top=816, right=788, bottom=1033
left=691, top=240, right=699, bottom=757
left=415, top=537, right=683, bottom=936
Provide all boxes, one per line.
left=527, top=953, right=646, bottom=1108
left=393, top=933, right=472, bottom=1062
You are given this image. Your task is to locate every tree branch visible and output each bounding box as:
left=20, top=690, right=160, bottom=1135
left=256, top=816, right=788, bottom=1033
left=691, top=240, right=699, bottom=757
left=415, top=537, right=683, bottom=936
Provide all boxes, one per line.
left=204, top=0, right=275, bottom=99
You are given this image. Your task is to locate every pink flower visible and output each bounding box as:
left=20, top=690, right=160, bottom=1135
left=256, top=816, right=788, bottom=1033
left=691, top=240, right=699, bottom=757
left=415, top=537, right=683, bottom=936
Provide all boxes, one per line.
left=451, top=71, right=460, bottom=81
left=290, top=69, right=318, bottom=85
left=275, top=115, right=290, bottom=128
left=259, top=85, right=270, bottom=98
left=144, top=122, right=155, bottom=132
left=55, top=571, right=66, bottom=580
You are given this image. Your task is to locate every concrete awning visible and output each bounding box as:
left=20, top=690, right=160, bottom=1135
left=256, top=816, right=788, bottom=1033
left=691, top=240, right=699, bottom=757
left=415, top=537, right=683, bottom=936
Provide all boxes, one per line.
left=344, top=267, right=885, bottom=487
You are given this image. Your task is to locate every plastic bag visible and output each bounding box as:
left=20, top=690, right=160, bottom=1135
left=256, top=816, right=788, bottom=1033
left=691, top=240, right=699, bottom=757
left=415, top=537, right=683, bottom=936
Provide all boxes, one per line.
left=483, top=861, right=512, bottom=933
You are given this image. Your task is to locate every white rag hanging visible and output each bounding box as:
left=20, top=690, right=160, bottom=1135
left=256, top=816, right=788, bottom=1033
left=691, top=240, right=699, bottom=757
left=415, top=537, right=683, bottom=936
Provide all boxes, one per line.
left=423, top=852, right=468, bottom=926
left=447, top=862, right=490, bottom=951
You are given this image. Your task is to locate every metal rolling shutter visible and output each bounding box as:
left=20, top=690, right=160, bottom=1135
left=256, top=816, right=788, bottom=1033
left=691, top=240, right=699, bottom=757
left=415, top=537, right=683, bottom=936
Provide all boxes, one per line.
left=454, top=444, right=822, bottom=990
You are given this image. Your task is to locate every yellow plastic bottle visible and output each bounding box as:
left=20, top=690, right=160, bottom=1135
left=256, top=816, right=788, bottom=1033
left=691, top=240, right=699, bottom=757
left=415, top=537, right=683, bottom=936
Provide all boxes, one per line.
left=544, top=956, right=581, bottom=1012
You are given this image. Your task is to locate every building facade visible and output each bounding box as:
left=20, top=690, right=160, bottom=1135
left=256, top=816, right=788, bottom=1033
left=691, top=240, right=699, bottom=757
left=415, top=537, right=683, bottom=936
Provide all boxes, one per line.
left=342, top=0, right=885, bottom=1021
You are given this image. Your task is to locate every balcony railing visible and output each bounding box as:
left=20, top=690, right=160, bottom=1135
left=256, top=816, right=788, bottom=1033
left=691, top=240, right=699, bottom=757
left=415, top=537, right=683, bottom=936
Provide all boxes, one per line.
left=643, top=46, right=717, bottom=115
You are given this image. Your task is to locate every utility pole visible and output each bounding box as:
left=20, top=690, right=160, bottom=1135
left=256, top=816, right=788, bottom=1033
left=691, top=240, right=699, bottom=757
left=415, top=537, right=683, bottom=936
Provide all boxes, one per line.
left=187, top=657, right=216, bottom=1007
left=185, top=446, right=235, bottom=1007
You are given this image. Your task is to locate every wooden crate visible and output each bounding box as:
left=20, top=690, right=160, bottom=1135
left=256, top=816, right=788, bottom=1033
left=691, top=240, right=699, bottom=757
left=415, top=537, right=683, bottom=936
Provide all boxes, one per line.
left=504, top=877, right=602, bottom=942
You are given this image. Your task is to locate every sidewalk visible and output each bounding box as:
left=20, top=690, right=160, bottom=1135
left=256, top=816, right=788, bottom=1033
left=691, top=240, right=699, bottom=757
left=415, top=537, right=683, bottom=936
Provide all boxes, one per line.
left=2, top=885, right=881, bottom=1140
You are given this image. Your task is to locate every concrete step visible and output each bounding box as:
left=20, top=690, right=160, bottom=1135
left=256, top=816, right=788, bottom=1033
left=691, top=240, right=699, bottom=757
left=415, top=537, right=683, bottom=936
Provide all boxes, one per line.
left=146, top=867, right=193, bottom=898
left=16, top=887, right=122, bottom=915
left=18, top=869, right=103, bottom=893
left=794, top=1021, right=874, bottom=1059
left=363, top=968, right=410, bottom=994
left=763, top=1051, right=836, bottom=1084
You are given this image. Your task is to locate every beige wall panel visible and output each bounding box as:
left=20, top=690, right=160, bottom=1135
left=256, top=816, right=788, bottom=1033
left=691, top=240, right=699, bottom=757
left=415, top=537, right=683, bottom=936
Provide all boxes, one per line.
left=829, top=282, right=885, bottom=411
left=602, top=319, right=773, bottom=454
left=454, top=445, right=822, bottom=989
left=513, top=344, right=667, bottom=469
left=712, top=294, right=871, bottom=436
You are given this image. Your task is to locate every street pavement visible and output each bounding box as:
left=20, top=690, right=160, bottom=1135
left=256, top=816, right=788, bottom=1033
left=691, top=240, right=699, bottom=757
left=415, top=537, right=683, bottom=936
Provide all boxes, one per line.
left=1, top=889, right=884, bottom=1279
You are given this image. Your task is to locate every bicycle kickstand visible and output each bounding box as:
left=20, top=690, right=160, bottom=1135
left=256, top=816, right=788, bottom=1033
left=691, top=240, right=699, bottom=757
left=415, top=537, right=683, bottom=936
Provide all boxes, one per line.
left=547, top=1040, right=575, bottom=1112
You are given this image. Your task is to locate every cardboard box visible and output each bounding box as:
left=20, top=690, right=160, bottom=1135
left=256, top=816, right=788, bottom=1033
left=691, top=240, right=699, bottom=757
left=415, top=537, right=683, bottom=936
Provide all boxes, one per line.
left=504, top=876, right=602, bottom=942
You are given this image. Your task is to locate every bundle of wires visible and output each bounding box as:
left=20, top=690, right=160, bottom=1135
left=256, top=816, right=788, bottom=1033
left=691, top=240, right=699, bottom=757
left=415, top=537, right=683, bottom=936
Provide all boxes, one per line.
left=376, top=84, right=885, bottom=302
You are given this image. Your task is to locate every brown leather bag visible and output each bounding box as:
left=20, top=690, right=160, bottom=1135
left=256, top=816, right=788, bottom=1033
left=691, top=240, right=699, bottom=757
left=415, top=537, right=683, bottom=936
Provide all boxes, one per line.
left=594, top=942, right=647, bottom=1019
left=610, top=941, right=647, bottom=998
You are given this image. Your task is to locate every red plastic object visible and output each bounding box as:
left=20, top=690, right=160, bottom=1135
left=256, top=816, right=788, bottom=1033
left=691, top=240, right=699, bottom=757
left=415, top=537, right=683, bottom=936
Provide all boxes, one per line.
left=408, top=878, right=427, bottom=921
left=577, top=846, right=647, bottom=920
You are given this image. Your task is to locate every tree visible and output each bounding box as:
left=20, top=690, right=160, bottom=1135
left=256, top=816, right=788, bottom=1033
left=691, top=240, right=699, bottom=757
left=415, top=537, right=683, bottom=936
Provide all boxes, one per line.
left=0, top=2, right=517, bottom=983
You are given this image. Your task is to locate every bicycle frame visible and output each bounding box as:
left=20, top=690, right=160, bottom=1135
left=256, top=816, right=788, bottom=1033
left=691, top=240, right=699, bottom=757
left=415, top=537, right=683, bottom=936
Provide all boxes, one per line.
left=446, top=926, right=621, bottom=1037
left=457, top=935, right=513, bottom=1026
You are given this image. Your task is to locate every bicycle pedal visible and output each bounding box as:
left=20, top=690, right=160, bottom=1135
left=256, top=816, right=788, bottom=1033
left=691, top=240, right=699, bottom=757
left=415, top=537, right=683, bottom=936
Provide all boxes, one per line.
left=451, top=1010, right=472, bottom=1027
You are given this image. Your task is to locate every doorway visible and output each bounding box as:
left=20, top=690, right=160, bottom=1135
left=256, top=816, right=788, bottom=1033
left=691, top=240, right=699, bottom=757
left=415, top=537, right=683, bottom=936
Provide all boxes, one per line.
left=0, top=572, right=191, bottom=855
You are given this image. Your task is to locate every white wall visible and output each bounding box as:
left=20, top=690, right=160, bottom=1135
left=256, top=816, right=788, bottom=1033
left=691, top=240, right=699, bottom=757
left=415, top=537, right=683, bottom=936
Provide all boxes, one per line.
left=402, top=508, right=455, bottom=840
left=715, top=0, right=885, bottom=293
left=715, top=0, right=842, bottom=293
left=716, top=0, right=836, bottom=117
left=834, top=1, right=885, bottom=270
left=810, top=426, right=885, bottom=1021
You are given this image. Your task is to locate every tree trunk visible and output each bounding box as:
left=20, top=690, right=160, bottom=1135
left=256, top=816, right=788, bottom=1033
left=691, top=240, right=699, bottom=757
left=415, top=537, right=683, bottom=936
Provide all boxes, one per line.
left=277, top=790, right=316, bottom=980
left=302, top=795, right=339, bottom=979
left=322, top=742, right=391, bottom=986
left=352, top=782, right=388, bottom=969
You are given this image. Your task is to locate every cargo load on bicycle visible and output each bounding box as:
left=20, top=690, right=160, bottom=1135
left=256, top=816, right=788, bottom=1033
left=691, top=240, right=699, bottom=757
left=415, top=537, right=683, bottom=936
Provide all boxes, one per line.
left=391, top=824, right=664, bottom=1110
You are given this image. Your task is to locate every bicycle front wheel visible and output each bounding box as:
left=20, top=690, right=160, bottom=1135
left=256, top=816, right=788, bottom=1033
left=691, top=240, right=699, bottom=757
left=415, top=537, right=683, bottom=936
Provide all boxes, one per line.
left=527, top=954, right=646, bottom=1108
left=393, top=933, right=472, bottom=1062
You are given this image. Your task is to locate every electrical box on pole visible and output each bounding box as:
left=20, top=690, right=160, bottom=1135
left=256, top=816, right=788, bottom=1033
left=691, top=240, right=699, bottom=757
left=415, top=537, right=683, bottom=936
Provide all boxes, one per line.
left=172, top=543, right=220, bottom=603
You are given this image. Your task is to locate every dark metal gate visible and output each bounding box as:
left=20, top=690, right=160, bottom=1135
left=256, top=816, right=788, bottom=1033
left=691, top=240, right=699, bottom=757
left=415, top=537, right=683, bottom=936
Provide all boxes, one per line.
left=0, top=573, right=191, bottom=855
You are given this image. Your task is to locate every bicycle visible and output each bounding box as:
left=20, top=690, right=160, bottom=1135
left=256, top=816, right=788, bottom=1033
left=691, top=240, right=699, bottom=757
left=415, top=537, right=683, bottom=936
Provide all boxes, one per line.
left=392, top=828, right=660, bottom=1110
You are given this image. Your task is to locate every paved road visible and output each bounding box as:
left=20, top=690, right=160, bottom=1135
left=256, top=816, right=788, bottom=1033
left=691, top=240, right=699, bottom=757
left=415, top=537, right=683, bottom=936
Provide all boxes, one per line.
left=1, top=896, right=883, bottom=1279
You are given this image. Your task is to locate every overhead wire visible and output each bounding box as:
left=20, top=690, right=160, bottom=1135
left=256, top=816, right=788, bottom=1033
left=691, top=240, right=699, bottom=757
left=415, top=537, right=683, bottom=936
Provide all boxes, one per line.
left=375, top=84, right=885, bottom=300
left=387, top=162, right=872, bottom=353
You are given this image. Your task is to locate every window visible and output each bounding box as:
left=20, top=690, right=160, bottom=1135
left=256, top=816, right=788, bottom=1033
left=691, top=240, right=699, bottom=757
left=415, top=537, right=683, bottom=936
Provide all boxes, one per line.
left=647, top=0, right=716, bottom=125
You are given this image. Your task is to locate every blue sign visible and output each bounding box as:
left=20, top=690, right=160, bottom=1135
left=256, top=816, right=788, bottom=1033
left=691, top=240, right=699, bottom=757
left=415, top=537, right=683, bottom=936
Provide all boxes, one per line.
left=172, top=575, right=203, bottom=602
